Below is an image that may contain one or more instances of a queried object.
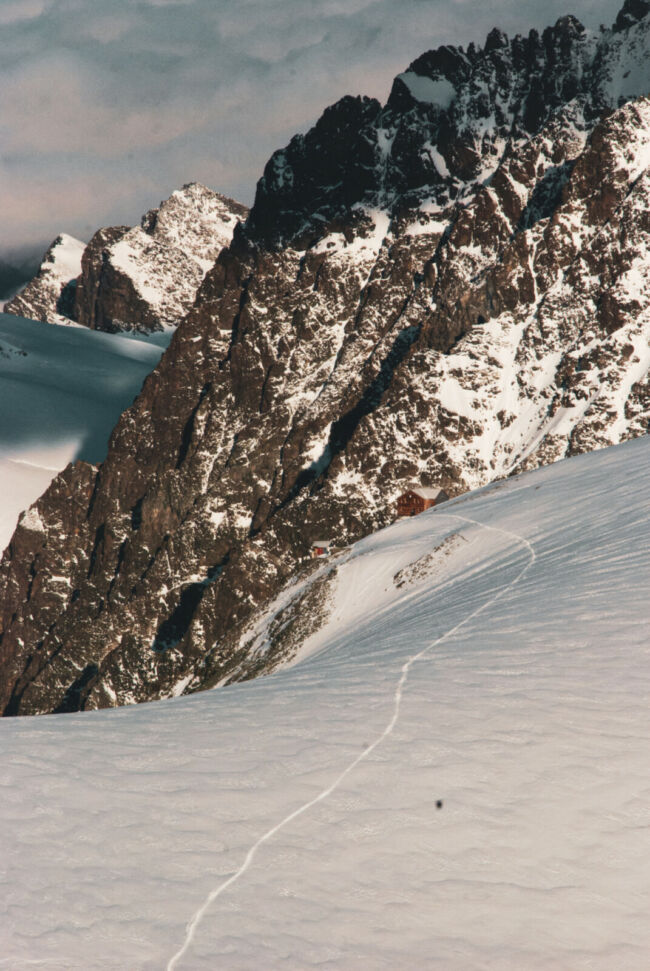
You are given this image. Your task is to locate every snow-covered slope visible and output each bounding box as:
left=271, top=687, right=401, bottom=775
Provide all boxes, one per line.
left=1, top=438, right=649, bottom=969
left=0, top=312, right=169, bottom=549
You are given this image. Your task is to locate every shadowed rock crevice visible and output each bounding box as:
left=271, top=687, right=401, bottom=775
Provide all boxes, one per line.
left=176, top=384, right=211, bottom=469
left=53, top=663, right=100, bottom=714
left=131, top=496, right=144, bottom=531
left=152, top=555, right=230, bottom=653
left=87, top=523, right=105, bottom=579
left=327, top=325, right=421, bottom=457
left=517, top=160, right=576, bottom=230
left=3, top=651, right=39, bottom=717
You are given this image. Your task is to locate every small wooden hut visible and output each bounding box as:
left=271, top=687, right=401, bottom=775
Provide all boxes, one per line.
left=396, top=486, right=449, bottom=518
left=311, top=540, right=332, bottom=558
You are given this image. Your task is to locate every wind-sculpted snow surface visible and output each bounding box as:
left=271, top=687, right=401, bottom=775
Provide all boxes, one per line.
left=1, top=2, right=650, bottom=714
left=1, top=439, right=649, bottom=969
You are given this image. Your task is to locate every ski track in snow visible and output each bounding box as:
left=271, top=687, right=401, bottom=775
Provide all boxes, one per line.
left=167, top=512, right=537, bottom=970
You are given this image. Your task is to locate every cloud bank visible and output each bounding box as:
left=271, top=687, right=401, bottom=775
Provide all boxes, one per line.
left=0, top=0, right=625, bottom=254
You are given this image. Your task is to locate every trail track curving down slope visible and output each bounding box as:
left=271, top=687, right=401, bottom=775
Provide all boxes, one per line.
left=167, top=513, right=537, bottom=970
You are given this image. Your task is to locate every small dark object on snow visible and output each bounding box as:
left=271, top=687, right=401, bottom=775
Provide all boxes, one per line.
left=436, top=800, right=443, bottom=810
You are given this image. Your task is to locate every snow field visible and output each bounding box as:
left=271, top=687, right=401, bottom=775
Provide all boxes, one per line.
left=1, top=436, right=649, bottom=969
left=0, top=313, right=169, bottom=549
left=167, top=513, right=535, bottom=970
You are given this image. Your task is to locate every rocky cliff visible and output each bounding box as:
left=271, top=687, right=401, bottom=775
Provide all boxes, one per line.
left=6, top=184, right=248, bottom=333
left=1, top=0, right=649, bottom=715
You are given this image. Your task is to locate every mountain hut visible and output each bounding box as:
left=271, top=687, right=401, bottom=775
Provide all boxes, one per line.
left=396, top=486, right=449, bottom=518
left=311, top=540, right=332, bottom=558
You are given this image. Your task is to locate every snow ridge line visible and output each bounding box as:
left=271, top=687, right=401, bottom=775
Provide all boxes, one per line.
left=166, top=511, right=536, bottom=970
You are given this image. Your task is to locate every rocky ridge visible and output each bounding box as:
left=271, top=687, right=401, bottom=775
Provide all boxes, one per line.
left=0, top=1, right=649, bottom=715
left=5, top=235, right=86, bottom=326
left=6, top=184, right=248, bottom=333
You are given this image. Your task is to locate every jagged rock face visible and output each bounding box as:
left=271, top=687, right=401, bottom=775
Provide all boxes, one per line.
left=1, top=5, right=649, bottom=715
left=74, top=184, right=248, bottom=333
left=4, top=235, right=86, bottom=325
left=6, top=184, right=248, bottom=333
left=247, top=8, right=646, bottom=248
left=614, top=0, right=650, bottom=31
left=139, top=182, right=248, bottom=267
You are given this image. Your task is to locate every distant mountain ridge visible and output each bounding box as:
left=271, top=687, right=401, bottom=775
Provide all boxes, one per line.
left=5, top=184, right=248, bottom=333
left=247, top=0, right=650, bottom=248
left=0, top=0, right=649, bottom=715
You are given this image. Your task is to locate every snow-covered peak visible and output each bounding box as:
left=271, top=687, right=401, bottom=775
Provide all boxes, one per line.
left=41, top=233, right=85, bottom=282
left=5, top=186, right=248, bottom=334
left=4, top=233, right=85, bottom=326
left=141, top=182, right=248, bottom=272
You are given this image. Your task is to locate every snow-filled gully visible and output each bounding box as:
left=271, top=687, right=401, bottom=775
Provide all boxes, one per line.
left=167, top=513, right=537, bottom=970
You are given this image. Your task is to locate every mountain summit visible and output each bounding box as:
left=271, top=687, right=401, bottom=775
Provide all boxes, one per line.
left=6, top=184, right=248, bottom=333
left=0, top=2, right=649, bottom=715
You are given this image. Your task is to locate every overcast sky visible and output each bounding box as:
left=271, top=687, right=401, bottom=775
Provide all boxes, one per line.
left=0, top=0, right=625, bottom=257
